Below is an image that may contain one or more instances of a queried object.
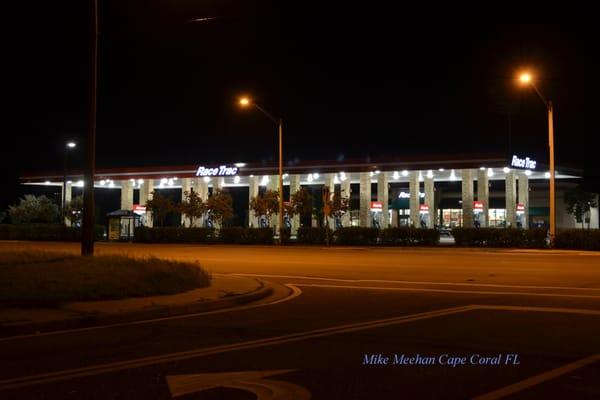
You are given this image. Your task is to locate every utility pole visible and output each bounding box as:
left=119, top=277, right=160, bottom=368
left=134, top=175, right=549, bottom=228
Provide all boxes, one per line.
left=81, top=0, right=98, bottom=256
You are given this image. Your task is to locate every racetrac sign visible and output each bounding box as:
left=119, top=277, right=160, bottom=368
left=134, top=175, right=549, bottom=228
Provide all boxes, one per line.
left=196, top=165, right=239, bottom=177
left=510, top=155, right=537, bottom=170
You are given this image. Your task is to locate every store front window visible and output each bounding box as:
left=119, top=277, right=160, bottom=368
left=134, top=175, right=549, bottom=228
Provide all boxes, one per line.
left=350, top=210, right=360, bottom=226
left=398, top=209, right=410, bottom=226
left=488, top=209, right=506, bottom=227
left=442, top=209, right=462, bottom=228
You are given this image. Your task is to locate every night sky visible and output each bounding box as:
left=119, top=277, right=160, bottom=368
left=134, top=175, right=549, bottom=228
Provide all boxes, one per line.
left=2, top=3, right=598, bottom=211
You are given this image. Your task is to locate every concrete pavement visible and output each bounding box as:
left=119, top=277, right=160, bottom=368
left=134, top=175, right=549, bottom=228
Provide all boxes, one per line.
left=1, top=241, right=599, bottom=288
left=0, top=242, right=599, bottom=399
left=0, top=272, right=280, bottom=335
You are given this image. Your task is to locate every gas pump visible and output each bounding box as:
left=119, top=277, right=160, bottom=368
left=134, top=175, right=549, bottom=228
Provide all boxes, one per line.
left=516, top=203, right=525, bottom=229
left=473, top=201, right=484, bottom=228
left=334, top=215, right=343, bottom=229
left=259, top=215, right=268, bottom=228
left=284, top=212, right=292, bottom=229
left=133, top=204, right=146, bottom=227
left=204, top=212, right=214, bottom=228
left=419, top=204, right=430, bottom=228
left=283, top=201, right=292, bottom=229
left=370, top=201, right=383, bottom=229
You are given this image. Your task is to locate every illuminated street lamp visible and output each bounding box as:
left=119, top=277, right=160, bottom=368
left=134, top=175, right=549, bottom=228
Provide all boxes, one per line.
left=519, top=73, right=531, bottom=84
left=62, top=141, right=77, bottom=225
left=518, top=71, right=555, bottom=241
left=238, top=96, right=284, bottom=242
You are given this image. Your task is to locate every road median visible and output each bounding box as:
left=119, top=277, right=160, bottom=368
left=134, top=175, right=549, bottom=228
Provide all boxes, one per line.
left=0, top=274, right=274, bottom=337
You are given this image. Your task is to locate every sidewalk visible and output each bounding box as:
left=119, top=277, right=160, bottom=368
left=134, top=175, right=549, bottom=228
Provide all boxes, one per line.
left=0, top=274, right=269, bottom=328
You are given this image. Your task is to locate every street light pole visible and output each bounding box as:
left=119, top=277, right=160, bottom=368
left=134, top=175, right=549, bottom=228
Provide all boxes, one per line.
left=278, top=118, right=284, bottom=239
left=82, top=0, right=98, bottom=256
left=238, top=97, right=285, bottom=243
left=548, top=101, right=555, bottom=241
left=518, top=72, right=555, bottom=242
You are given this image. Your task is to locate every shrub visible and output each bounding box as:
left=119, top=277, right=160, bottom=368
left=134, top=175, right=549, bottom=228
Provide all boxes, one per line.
left=8, top=195, right=60, bottom=224
left=523, top=228, right=548, bottom=248
left=0, top=224, right=104, bottom=241
left=279, top=227, right=291, bottom=244
left=0, top=252, right=210, bottom=308
left=554, top=229, right=600, bottom=250
left=414, top=228, right=442, bottom=246
left=219, top=227, right=273, bottom=244
left=379, top=227, right=440, bottom=246
left=333, top=227, right=379, bottom=245
left=452, top=227, right=547, bottom=248
left=133, top=227, right=215, bottom=243
left=486, top=229, right=523, bottom=247
left=297, top=227, right=331, bottom=244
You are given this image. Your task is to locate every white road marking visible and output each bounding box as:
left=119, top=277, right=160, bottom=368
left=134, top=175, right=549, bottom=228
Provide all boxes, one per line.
left=0, top=305, right=600, bottom=390
left=2, top=304, right=599, bottom=391
left=502, top=249, right=600, bottom=256
left=0, top=284, right=302, bottom=342
left=232, top=273, right=600, bottom=292
left=0, top=305, right=476, bottom=390
left=475, top=305, right=600, bottom=315
left=472, top=353, right=600, bottom=400
left=294, top=283, right=600, bottom=299
left=167, top=369, right=310, bottom=399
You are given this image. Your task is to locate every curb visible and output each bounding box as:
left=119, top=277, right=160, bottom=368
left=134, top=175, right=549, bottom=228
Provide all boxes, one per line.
left=0, top=280, right=274, bottom=337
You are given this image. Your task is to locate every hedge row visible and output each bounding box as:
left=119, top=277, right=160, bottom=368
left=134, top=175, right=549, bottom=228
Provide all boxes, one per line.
left=296, top=227, right=439, bottom=246
left=452, top=227, right=547, bottom=248
left=380, top=227, right=440, bottom=246
left=133, top=227, right=216, bottom=243
left=132, top=226, right=439, bottom=246
left=296, top=227, right=332, bottom=244
left=133, top=226, right=274, bottom=244
left=554, top=229, right=600, bottom=250
left=218, top=227, right=274, bottom=244
left=8, top=224, right=597, bottom=250
left=0, top=224, right=104, bottom=241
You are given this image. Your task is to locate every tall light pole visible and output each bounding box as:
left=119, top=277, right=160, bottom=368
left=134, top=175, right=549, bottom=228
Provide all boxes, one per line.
left=518, top=72, right=555, bottom=241
left=82, top=0, right=98, bottom=256
left=238, top=97, right=284, bottom=242
left=62, top=141, right=77, bottom=225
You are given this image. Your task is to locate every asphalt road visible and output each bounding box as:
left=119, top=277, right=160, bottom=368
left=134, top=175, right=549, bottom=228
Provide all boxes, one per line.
left=0, top=242, right=599, bottom=399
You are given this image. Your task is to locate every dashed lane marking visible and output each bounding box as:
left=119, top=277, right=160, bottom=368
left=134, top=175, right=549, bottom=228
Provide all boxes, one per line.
left=293, top=283, right=600, bottom=299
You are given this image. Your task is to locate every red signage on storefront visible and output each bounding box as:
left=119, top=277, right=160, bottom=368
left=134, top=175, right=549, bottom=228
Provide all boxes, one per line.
left=516, top=203, right=525, bottom=213
left=473, top=201, right=484, bottom=210
left=133, top=204, right=146, bottom=215
left=370, top=201, right=383, bottom=211
left=419, top=204, right=429, bottom=212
